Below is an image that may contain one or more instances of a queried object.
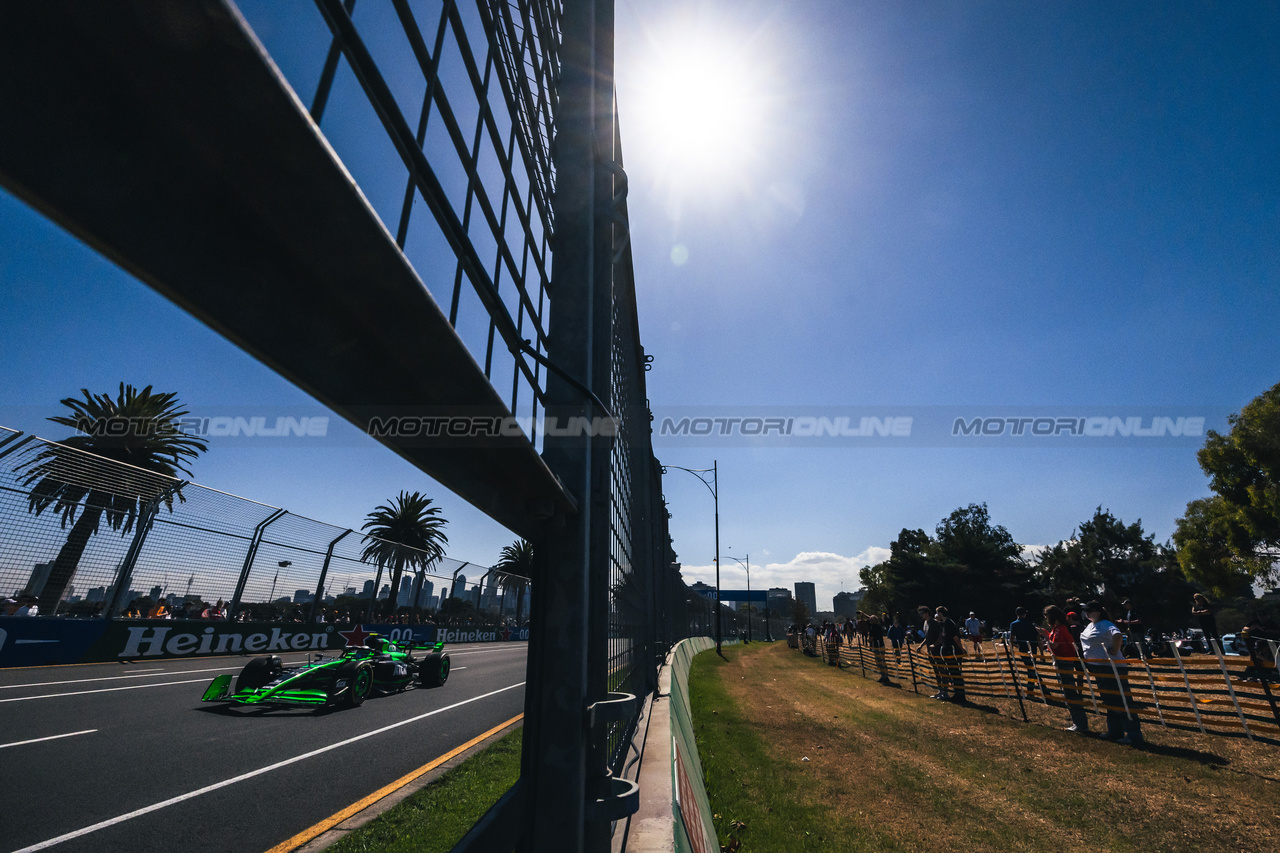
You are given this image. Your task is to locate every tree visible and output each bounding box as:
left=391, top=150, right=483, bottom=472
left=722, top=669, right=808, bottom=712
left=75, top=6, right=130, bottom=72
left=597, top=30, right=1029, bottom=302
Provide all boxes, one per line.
left=1174, top=381, right=1280, bottom=589
left=789, top=598, right=810, bottom=625
left=494, top=538, right=533, bottom=624
left=20, top=384, right=207, bottom=614
left=1037, top=507, right=1193, bottom=630
left=1173, top=497, right=1259, bottom=596
left=359, top=491, right=449, bottom=618
left=933, top=503, right=1034, bottom=616
left=860, top=504, right=1033, bottom=619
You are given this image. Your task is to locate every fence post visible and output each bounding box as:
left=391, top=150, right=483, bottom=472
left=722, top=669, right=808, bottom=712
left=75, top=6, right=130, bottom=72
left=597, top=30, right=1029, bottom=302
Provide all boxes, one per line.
left=1168, top=642, right=1206, bottom=733
left=991, top=641, right=1014, bottom=699
left=103, top=480, right=185, bottom=618
left=1103, top=654, right=1134, bottom=721
left=1001, top=640, right=1029, bottom=722
left=520, top=0, right=625, bottom=847
left=1134, top=643, right=1166, bottom=728
left=1210, top=639, right=1253, bottom=740
left=229, top=508, right=286, bottom=618
left=308, top=528, right=351, bottom=622
left=906, top=643, right=919, bottom=693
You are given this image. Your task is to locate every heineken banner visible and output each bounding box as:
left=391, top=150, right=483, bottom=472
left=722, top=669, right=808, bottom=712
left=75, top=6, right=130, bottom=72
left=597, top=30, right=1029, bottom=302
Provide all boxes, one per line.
left=0, top=617, right=529, bottom=667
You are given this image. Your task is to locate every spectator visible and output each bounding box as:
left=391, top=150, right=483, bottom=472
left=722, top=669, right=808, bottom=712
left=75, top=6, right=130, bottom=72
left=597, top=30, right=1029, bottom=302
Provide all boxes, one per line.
left=1066, top=610, right=1084, bottom=644
left=147, top=600, right=168, bottom=619
left=1191, top=593, right=1220, bottom=647
left=1241, top=623, right=1279, bottom=683
left=1080, top=601, right=1143, bottom=745
left=918, top=606, right=965, bottom=702
left=1115, top=598, right=1143, bottom=651
left=1044, top=605, right=1089, bottom=734
left=886, top=617, right=906, bottom=654
left=14, top=594, right=39, bottom=617
left=865, top=612, right=891, bottom=684
left=964, top=611, right=982, bottom=655
left=1009, top=606, right=1045, bottom=696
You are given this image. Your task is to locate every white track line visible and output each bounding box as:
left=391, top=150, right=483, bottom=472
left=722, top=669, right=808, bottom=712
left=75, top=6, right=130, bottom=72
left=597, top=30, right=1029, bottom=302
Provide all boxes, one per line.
left=12, top=681, right=525, bottom=853
left=0, top=678, right=210, bottom=703
left=0, top=666, right=237, bottom=690
left=0, top=659, right=314, bottom=692
left=0, top=729, right=97, bottom=750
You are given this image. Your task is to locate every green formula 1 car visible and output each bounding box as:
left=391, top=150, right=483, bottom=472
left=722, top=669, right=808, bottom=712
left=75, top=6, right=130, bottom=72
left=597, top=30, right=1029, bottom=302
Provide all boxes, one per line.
left=201, top=635, right=450, bottom=710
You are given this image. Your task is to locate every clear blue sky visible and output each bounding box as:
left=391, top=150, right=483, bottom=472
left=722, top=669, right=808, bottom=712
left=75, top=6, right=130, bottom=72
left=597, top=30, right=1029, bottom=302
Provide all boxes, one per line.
left=2, top=1, right=1277, bottom=610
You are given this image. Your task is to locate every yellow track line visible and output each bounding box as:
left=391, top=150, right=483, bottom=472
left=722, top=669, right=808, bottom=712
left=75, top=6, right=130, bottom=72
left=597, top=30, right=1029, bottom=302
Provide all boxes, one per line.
left=264, top=713, right=524, bottom=853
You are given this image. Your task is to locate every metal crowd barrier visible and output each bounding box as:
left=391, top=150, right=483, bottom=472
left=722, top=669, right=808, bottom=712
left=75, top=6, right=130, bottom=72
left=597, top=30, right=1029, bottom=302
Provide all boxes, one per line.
left=798, top=633, right=1280, bottom=747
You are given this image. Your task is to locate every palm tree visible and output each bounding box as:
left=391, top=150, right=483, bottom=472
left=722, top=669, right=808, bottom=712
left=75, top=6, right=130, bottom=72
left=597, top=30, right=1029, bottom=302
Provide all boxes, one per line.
left=494, top=538, right=534, bottom=625
left=20, top=384, right=207, bottom=614
left=360, top=491, right=449, bottom=619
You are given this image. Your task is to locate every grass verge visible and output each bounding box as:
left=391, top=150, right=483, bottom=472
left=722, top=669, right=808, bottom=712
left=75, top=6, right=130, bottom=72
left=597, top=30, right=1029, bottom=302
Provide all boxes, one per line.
left=689, top=642, right=1280, bottom=853
left=325, top=728, right=522, bottom=853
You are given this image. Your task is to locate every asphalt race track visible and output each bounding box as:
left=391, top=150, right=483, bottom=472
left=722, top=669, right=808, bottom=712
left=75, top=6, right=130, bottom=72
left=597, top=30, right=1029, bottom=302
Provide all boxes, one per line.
left=0, top=642, right=527, bottom=853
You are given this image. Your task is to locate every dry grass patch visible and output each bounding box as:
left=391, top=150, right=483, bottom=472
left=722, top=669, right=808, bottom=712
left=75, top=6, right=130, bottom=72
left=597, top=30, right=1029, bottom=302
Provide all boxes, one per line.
left=689, top=642, right=1280, bottom=853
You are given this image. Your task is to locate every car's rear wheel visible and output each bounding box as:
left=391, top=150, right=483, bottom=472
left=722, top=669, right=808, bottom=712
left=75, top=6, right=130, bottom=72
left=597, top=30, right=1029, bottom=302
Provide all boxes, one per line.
left=340, top=662, right=373, bottom=707
left=236, top=656, right=282, bottom=693
left=418, top=652, right=450, bottom=687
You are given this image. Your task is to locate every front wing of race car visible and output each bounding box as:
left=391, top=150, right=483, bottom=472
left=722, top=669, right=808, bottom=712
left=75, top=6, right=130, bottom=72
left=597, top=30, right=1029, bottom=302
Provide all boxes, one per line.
left=201, top=662, right=353, bottom=708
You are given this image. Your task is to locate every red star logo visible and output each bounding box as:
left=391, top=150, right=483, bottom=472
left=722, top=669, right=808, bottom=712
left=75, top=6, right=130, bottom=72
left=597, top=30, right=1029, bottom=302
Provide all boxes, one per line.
left=501, top=628, right=513, bottom=641
left=338, top=625, right=372, bottom=648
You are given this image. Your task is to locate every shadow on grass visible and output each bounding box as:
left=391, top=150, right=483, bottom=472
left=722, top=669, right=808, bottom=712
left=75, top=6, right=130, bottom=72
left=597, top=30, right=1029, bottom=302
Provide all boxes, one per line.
left=1134, top=740, right=1229, bottom=766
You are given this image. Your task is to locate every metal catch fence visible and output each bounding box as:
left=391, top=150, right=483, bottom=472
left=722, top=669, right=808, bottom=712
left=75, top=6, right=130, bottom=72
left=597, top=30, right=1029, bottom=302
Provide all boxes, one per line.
left=0, top=1, right=703, bottom=850
left=0, top=426, right=511, bottom=623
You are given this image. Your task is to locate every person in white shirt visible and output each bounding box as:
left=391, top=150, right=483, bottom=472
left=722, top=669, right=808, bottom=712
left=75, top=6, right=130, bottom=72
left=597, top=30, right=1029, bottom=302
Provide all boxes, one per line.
left=964, top=612, right=982, bottom=655
left=1080, top=601, right=1143, bottom=745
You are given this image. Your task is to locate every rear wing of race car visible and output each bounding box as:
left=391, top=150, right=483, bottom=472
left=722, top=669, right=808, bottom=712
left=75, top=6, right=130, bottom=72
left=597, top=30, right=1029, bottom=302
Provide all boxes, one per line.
left=202, top=673, right=233, bottom=701
left=405, top=640, right=445, bottom=653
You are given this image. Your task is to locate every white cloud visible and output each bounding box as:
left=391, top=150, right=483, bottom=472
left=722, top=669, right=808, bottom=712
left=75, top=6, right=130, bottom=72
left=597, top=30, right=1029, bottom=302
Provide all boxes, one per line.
left=676, top=547, right=890, bottom=611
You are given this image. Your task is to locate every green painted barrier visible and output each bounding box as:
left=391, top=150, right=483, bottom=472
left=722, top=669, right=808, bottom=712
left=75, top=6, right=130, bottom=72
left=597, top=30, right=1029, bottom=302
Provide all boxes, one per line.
left=669, top=637, right=718, bottom=853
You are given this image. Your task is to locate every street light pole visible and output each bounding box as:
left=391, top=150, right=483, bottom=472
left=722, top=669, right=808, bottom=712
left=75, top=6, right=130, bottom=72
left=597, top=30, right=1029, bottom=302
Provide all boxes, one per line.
left=664, top=461, right=721, bottom=655
left=727, top=554, right=751, bottom=643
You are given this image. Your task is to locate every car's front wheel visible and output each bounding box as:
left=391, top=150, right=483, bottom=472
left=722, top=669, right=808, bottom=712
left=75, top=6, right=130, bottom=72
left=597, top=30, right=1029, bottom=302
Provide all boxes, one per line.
left=418, top=652, right=450, bottom=687
left=338, top=662, right=374, bottom=707
left=236, top=656, right=283, bottom=693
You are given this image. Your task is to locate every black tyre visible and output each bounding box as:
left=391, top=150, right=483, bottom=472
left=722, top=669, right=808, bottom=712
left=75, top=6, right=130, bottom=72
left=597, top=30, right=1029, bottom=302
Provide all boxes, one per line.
left=418, top=652, right=450, bottom=687
left=236, top=656, right=282, bottom=693
left=339, top=662, right=373, bottom=707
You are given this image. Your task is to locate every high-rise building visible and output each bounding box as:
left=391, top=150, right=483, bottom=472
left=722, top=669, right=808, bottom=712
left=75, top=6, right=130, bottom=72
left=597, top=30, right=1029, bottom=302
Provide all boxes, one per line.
left=396, top=576, right=414, bottom=607
left=293, top=589, right=313, bottom=604
left=767, top=587, right=791, bottom=616
left=794, top=582, right=817, bottom=618
left=361, top=580, right=375, bottom=599
left=21, top=562, right=54, bottom=597
left=833, top=590, right=864, bottom=619
left=149, top=585, right=163, bottom=601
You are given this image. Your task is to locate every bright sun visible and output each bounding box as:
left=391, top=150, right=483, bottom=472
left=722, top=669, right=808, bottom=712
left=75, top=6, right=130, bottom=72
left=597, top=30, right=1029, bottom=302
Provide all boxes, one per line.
left=628, top=23, right=772, bottom=185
